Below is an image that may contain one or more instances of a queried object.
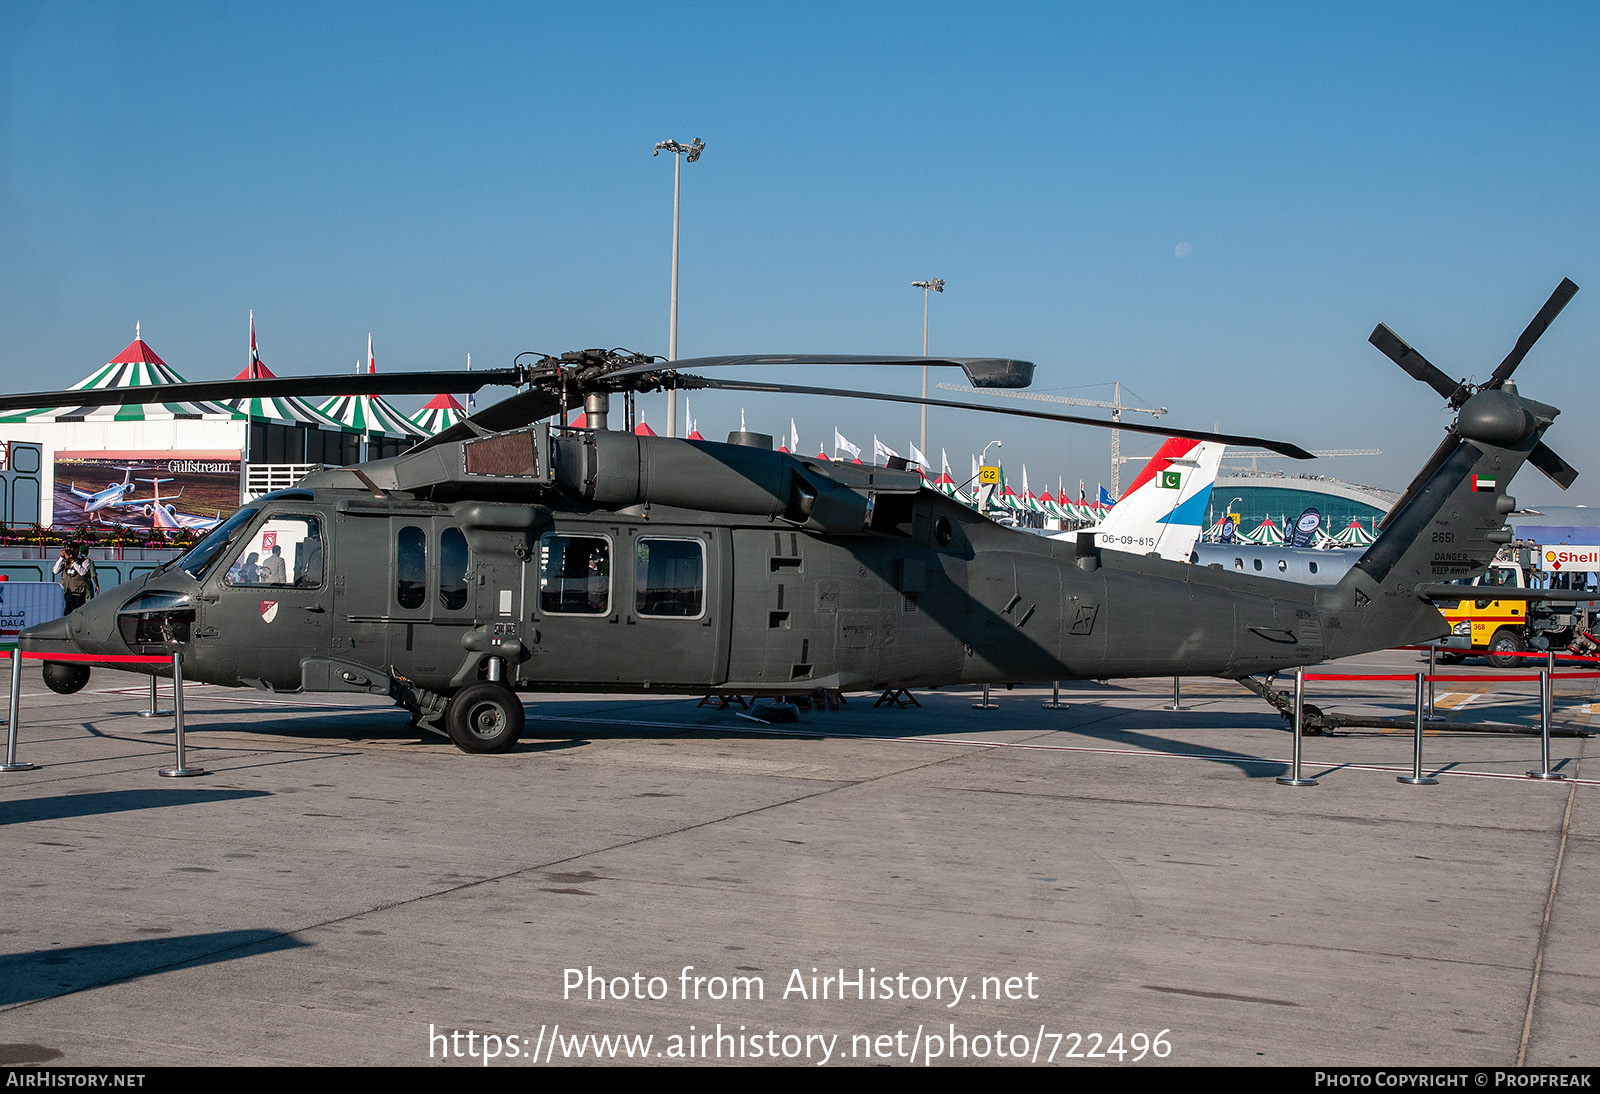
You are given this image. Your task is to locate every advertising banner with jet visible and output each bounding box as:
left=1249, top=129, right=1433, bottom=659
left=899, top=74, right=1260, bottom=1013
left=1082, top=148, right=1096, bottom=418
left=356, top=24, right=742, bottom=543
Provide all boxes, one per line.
left=53, top=451, right=239, bottom=532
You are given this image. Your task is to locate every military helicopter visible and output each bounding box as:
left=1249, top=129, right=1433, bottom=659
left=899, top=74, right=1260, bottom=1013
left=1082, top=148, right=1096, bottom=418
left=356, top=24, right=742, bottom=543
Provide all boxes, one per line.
left=10, top=280, right=1584, bottom=751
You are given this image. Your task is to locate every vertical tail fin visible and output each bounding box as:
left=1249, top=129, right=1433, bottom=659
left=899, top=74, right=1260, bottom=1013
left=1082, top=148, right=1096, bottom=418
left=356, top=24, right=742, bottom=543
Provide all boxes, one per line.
left=1090, top=438, right=1224, bottom=561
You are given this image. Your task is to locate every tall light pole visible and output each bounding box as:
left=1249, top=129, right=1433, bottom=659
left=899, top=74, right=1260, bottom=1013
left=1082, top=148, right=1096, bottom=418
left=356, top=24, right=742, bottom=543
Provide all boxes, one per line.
left=654, top=137, right=705, bottom=437
left=911, top=279, right=944, bottom=460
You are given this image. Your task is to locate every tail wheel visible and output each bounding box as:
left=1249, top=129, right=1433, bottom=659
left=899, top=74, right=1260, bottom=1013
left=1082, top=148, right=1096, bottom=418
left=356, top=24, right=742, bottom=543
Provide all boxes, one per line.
left=1487, top=628, right=1526, bottom=669
left=444, top=682, right=526, bottom=754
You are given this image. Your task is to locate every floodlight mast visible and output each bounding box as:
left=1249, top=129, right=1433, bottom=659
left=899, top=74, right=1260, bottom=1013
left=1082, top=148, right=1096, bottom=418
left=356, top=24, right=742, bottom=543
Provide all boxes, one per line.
left=912, top=279, right=945, bottom=460
left=654, top=137, right=706, bottom=438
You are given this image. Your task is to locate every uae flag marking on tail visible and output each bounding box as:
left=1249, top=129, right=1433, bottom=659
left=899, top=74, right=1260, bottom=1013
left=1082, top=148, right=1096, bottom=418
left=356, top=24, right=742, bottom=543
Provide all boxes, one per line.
left=1472, top=475, right=1497, bottom=492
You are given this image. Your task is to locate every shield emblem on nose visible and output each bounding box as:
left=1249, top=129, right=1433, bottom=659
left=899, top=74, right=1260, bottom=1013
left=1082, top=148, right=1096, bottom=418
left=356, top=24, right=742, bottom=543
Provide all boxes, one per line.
left=260, top=600, right=278, bottom=623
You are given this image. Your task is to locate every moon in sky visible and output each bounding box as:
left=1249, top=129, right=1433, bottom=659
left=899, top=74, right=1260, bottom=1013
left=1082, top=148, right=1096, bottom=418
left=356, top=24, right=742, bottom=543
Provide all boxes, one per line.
left=1174, top=242, right=1193, bottom=258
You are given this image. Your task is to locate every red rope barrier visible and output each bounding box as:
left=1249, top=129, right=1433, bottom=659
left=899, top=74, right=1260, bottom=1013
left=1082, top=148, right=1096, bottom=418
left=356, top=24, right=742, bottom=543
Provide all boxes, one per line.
left=5, top=651, right=170, bottom=664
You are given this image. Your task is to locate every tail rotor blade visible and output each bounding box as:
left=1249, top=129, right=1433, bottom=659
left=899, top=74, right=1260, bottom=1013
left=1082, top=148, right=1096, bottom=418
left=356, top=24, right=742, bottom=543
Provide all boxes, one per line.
left=1488, top=277, right=1578, bottom=388
left=1369, top=324, right=1467, bottom=405
left=1528, top=441, right=1579, bottom=489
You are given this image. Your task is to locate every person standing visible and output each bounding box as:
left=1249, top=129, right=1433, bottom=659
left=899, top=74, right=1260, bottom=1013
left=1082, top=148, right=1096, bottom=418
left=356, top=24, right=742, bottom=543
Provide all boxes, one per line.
left=260, top=544, right=287, bottom=584
left=53, top=546, right=90, bottom=613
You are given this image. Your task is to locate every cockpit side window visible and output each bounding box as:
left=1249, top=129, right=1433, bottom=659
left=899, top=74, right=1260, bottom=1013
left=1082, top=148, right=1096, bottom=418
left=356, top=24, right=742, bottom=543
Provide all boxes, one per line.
left=225, top=515, right=324, bottom=589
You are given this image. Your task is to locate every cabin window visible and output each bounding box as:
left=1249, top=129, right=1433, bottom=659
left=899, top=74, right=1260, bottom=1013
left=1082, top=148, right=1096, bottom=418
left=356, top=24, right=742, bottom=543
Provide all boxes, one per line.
left=225, top=515, right=323, bottom=589
left=1253, top=558, right=1263, bottom=571
left=634, top=537, right=705, bottom=619
left=397, top=525, right=426, bottom=610
left=1233, top=558, right=1243, bottom=570
left=1309, top=561, right=1318, bottom=574
left=1278, top=560, right=1288, bottom=572
left=440, top=527, right=469, bottom=611
left=539, top=534, right=610, bottom=615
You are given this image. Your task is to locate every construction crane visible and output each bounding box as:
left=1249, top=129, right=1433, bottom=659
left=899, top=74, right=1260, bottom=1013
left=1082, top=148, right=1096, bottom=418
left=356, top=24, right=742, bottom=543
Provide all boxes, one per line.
left=1220, top=448, right=1382, bottom=472
left=937, top=382, right=1166, bottom=496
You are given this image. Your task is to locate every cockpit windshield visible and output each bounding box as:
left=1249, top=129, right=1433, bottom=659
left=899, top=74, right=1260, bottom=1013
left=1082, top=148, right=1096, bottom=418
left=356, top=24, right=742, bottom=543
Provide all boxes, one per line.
left=171, top=506, right=261, bottom=580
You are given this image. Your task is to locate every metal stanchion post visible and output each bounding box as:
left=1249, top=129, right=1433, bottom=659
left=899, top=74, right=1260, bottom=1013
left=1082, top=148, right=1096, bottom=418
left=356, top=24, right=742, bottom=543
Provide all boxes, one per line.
left=1399, top=671, right=1438, bottom=785
left=1425, top=644, right=1436, bottom=720
left=972, top=684, right=998, bottom=711
left=2, top=651, right=36, bottom=772
left=1042, top=680, right=1067, bottom=710
left=136, top=673, right=170, bottom=718
left=158, top=653, right=207, bottom=778
left=1277, top=668, right=1317, bottom=786
left=1528, top=667, right=1564, bottom=781
left=1162, top=675, right=1188, bottom=711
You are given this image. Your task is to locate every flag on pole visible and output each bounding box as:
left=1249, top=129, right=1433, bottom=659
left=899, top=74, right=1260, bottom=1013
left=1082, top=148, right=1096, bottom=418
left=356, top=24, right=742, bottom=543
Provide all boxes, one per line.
left=467, top=352, right=474, bottom=410
left=790, top=418, right=800, bottom=453
left=367, top=334, right=376, bottom=375
left=834, top=430, right=861, bottom=461
left=873, top=436, right=900, bottom=465
left=907, top=441, right=928, bottom=470
left=248, top=310, right=264, bottom=378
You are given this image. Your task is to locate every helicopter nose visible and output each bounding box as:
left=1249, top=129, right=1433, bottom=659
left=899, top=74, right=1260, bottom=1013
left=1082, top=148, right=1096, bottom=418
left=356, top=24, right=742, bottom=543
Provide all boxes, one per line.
left=19, top=614, right=79, bottom=658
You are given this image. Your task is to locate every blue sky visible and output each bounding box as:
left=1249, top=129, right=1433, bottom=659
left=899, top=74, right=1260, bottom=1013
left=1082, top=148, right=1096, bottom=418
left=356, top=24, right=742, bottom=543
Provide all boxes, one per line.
left=3, top=1, right=1598, bottom=505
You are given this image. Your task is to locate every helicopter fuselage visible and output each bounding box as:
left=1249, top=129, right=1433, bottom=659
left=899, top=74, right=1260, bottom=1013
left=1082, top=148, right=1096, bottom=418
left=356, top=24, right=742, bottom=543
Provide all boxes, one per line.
left=27, top=428, right=1376, bottom=704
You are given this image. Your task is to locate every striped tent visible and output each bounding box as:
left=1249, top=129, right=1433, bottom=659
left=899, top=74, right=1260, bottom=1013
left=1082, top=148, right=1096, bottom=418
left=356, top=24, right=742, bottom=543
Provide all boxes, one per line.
left=320, top=335, right=424, bottom=442
left=409, top=393, right=468, bottom=436
left=225, top=364, right=354, bottom=433
left=318, top=392, right=424, bottom=441
left=1332, top=518, right=1378, bottom=547
left=0, top=329, right=242, bottom=424
left=932, top=467, right=968, bottom=504
left=1243, top=516, right=1284, bottom=546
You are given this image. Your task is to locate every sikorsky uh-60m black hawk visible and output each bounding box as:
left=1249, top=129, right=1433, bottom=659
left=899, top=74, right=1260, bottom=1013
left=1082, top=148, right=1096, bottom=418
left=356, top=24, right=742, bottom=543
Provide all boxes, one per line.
left=12, top=280, right=1585, bottom=751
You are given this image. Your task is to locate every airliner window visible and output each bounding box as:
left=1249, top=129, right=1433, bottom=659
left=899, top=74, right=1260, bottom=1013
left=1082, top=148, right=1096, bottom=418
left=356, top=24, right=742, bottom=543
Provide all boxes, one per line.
left=226, top=515, right=323, bottom=589
left=397, top=526, right=426, bottom=610
left=539, top=534, right=610, bottom=615
left=440, top=528, right=469, bottom=611
left=635, top=537, right=704, bottom=618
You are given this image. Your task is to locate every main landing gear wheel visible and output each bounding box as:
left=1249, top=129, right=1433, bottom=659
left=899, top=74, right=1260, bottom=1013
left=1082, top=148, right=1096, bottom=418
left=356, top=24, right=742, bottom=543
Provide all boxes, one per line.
left=1437, top=652, right=1466, bottom=665
left=1487, top=628, right=1526, bottom=670
left=42, top=662, right=91, bottom=695
left=445, top=682, right=526, bottom=754
left=1298, top=704, right=1325, bottom=735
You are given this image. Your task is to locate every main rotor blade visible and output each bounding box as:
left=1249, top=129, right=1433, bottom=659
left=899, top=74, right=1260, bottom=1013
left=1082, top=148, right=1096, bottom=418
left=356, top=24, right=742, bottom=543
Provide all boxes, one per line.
left=605, top=354, right=1036, bottom=389
left=680, top=377, right=1315, bottom=459
left=1368, top=324, right=1466, bottom=405
left=1487, top=277, right=1578, bottom=388
left=410, top=387, right=571, bottom=452
left=1528, top=440, right=1579, bottom=489
left=0, top=370, right=524, bottom=414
